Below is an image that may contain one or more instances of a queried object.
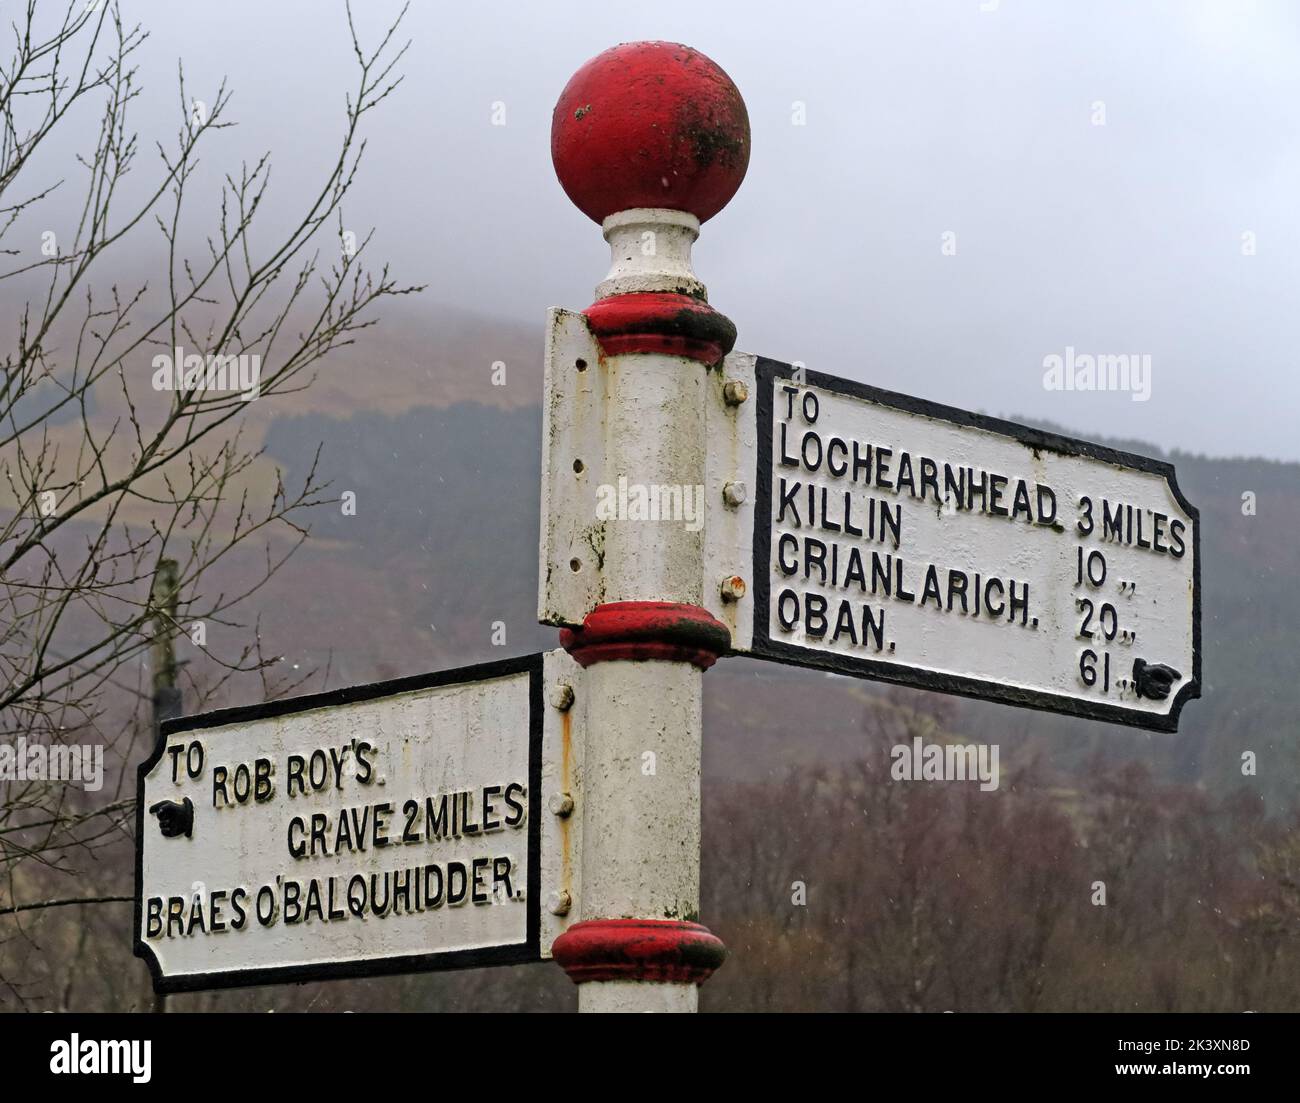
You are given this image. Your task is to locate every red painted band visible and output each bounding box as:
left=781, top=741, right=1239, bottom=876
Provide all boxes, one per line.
left=551, top=919, right=727, bottom=985
left=583, top=292, right=737, bottom=366
left=559, top=601, right=731, bottom=670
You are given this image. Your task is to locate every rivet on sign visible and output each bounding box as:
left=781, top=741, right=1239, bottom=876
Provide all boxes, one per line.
left=722, top=481, right=747, bottom=508
left=720, top=575, right=747, bottom=603
left=550, top=683, right=575, bottom=712
left=722, top=379, right=748, bottom=406
left=548, top=890, right=573, bottom=916
left=549, top=791, right=575, bottom=817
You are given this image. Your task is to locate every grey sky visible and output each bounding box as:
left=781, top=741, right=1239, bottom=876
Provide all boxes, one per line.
left=34, top=0, right=1300, bottom=459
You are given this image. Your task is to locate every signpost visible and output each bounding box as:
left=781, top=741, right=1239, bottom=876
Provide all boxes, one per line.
left=136, top=38, right=1203, bottom=1011
left=135, top=652, right=585, bottom=992
left=735, top=360, right=1200, bottom=731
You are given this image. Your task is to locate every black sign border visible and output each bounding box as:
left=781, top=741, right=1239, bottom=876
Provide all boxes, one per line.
left=751, top=358, right=1201, bottom=733
left=134, top=652, right=545, bottom=993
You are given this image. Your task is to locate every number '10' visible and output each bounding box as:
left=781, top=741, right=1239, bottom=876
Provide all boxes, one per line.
left=1075, top=546, right=1106, bottom=587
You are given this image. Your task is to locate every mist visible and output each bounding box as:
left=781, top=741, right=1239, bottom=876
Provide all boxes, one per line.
left=19, top=0, right=1300, bottom=459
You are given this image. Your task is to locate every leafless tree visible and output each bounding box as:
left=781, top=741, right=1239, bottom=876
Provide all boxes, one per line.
left=0, top=0, right=417, bottom=1006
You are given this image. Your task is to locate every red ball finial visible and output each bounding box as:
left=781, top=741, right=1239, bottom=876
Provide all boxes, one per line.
left=552, top=42, right=750, bottom=225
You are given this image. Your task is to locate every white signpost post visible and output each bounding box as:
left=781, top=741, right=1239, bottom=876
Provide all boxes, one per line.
left=136, top=652, right=585, bottom=992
